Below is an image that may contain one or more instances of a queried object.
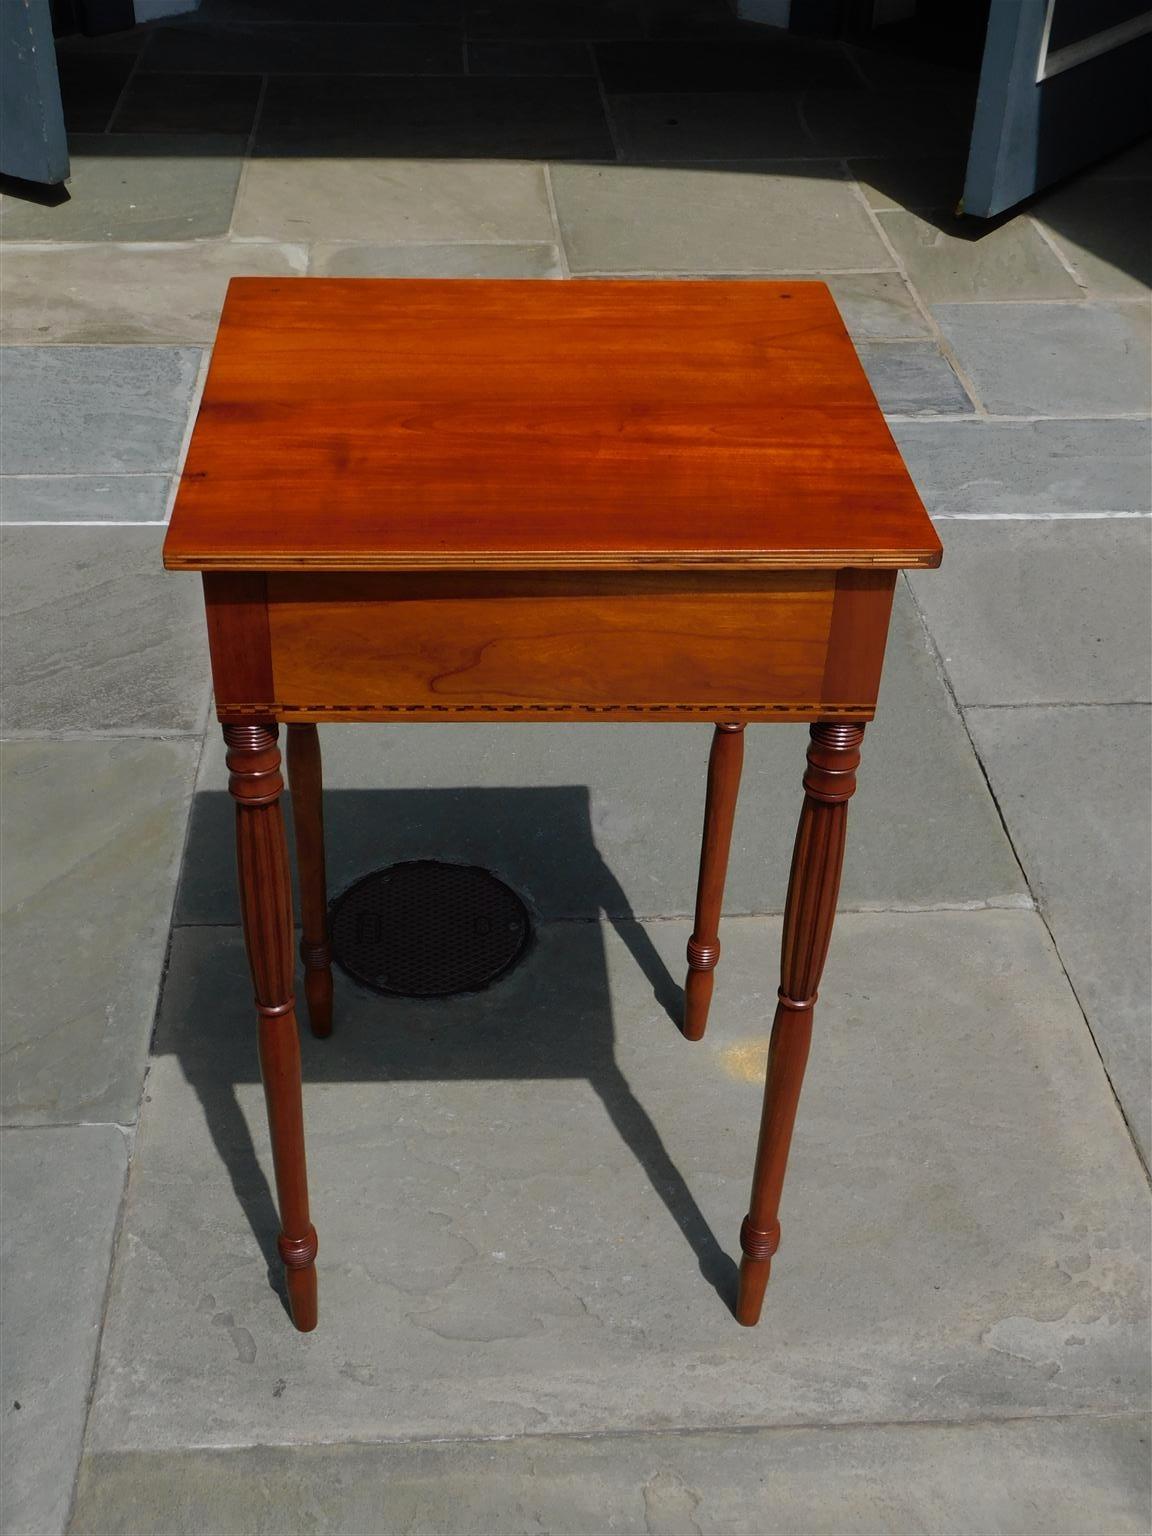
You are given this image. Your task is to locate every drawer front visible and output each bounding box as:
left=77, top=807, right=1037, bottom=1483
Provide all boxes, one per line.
left=204, top=571, right=894, bottom=722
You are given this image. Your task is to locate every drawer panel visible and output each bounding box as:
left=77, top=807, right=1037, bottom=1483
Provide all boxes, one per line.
left=265, top=572, right=843, bottom=720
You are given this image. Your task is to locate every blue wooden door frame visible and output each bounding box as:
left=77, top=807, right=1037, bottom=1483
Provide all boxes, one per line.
left=964, top=0, right=1152, bottom=216
left=1, top=0, right=69, bottom=185
left=1, top=0, right=201, bottom=185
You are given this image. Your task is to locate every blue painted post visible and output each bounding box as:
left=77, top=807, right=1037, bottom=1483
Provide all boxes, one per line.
left=1, top=0, right=69, bottom=185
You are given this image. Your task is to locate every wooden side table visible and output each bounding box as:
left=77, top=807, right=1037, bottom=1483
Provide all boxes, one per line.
left=164, top=278, right=941, bottom=1333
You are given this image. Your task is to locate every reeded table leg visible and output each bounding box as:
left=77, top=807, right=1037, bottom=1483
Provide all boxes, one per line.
left=683, top=723, right=745, bottom=1042
left=225, top=723, right=319, bottom=1332
left=286, top=723, right=334, bottom=1039
left=736, top=720, right=864, bottom=1327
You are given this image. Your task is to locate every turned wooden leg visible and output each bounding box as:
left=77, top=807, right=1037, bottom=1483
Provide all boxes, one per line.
left=736, top=720, right=864, bottom=1327
left=286, top=723, right=334, bottom=1039
left=684, top=723, right=745, bottom=1041
left=225, top=722, right=319, bottom=1332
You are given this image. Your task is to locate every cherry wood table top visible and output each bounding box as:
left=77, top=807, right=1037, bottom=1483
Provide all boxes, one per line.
left=163, top=278, right=941, bottom=575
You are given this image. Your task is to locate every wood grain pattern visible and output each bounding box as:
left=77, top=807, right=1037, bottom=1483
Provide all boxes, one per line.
left=163, top=279, right=941, bottom=575
left=736, top=720, right=863, bottom=1327
left=821, top=569, right=896, bottom=705
left=266, top=572, right=836, bottom=716
left=225, top=723, right=318, bottom=1332
left=203, top=573, right=274, bottom=713
left=683, top=723, right=745, bottom=1042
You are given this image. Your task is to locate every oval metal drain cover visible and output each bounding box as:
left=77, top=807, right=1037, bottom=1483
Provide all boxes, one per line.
left=330, top=860, right=531, bottom=998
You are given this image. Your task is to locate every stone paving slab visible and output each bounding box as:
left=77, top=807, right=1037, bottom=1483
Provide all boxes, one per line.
left=88, top=910, right=1149, bottom=1452
left=906, top=520, right=1152, bottom=706
left=467, top=39, right=594, bottom=75
left=69, top=1415, right=1152, bottom=1536
left=0, top=347, right=201, bottom=475
left=850, top=156, right=967, bottom=212
left=54, top=28, right=149, bottom=56
left=968, top=704, right=1152, bottom=1168
left=856, top=341, right=973, bottom=415
left=1096, top=138, right=1152, bottom=178
left=876, top=208, right=1081, bottom=303
left=232, top=158, right=556, bottom=244
left=607, top=90, right=811, bottom=161
left=801, top=91, right=973, bottom=158
left=654, top=272, right=930, bottom=341
left=594, top=36, right=858, bottom=92
left=57, top=50, right=136, bottom=133
left=112, top=72, right=265, bottom=136
left=176, top=588, right=1026, bottom=924
left=0, top=136, right=246, bottom=243
left=1, top=1125, right=128, bottom=1536
left=0, top=738, right=199, bottom=1126
left=0, top=242, right=308, bottom=346
left=843, top=45, right=978, bottom=101
left=890, top=418, right=1152, bottom=516
left=473, top=0, right=644, bottom=40
left=0, top=527, right=209, bottom=733
left=198, top=0, right=460, bottom=19
left=310, top=241, right=563, bottom=278
left=0, top=474, right=172, bottom=524
left=252, top=75, right=615, bottom=158
left=1034, top=176, right=1152, bottom=298
left=643, top=0, right=747, bottom=40
left=786, top=271, right=931, bottom=339
left=932, top=302, right=1152, bottom=416
left=551, top=161, right=891, bottom=273
left=141, top=21, right=464, bottom=74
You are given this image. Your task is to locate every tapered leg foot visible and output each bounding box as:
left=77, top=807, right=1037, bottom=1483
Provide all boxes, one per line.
left=287, top=723, right=334, bottom=1039
left=736, top=721, right=863, bottom=1325
left=300, top=956, right=333, bottom=1041
left=228, top=723, right=319, bottom=1332
left=736, top=1216, right=780, bottom=1326
left=280, top=1227, right=319, bottom=1332
left=683, top=962, right=715, bottom=1044
left=683, top=723, right=745, bottom=1042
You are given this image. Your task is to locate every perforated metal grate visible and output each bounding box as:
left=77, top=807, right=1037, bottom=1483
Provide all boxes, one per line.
left=330, top=861, right=531, bottom=998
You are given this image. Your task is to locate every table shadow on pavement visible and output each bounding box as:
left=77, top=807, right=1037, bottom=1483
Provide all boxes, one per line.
left=171, top=783, right=740, bottom=1322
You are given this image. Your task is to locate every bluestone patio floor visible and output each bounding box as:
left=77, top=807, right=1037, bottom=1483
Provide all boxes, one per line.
left=1, top=3, right=1149, bottom=1531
